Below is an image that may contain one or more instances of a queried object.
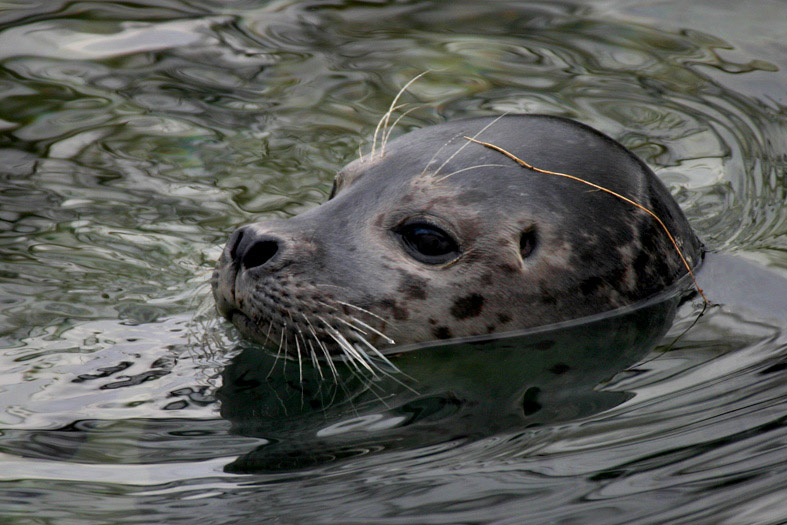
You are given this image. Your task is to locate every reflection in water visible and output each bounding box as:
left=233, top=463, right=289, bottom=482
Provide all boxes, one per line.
left=0, top=0, right=786, bottom=522
left=219, top=289, right=682, bottom=473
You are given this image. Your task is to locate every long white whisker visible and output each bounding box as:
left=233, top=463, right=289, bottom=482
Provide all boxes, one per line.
left=309, top=325, right=358, bottom=403
left=318, top=316, right=377, bottom=377
left=324, top=329, right=364, bottom=377
left=294, top=330, right=303, bottom=384
left=352, top=333, right=397, bottom=370
left=308, top=323, right=337, bottom=381
left=421, top=132, right=463, bottom=176
left=345, top=316, right=395, bottom=345
left=282, top=328, right=289, bottom=375
left=333, top=316, right=368, bottom=335
left=357, top=140, right=366, bottom=164
left=333, top=330, right=378, bottom=377
left=381, top=106, right=418, bottom=157
left=335, top=300, right=389, bottom=324
left=434, top=163, right=509, bottom=183
left=353, top=333, right=417, bottom=394
left=264, top=320, right=274, bottom=345
left=373, top=71, right=429, bottom=159
left=287, top=312, right=304, bottom=384
left=432, top=112, right=510, bottom=177
left=371, top=103, right=406, bottom=159
left=307, top=338, right=323, bottom=381
left=266, top=320, right=287, bottom=379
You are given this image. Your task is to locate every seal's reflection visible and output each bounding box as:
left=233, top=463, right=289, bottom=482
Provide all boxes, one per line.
left=218, top=286, right=688, bottom=473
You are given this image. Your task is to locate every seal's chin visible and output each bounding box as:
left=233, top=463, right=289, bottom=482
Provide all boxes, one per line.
left=212, top=268, right=267, bottom=345
left=226, top=310, right=267, bottom=344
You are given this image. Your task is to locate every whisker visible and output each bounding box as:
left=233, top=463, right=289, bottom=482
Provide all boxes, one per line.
left=432, top=112, right=509, bottom=177
left=307, top=340, right=321, bottom=377
left=420, top=132, right=464, bottom=177
left=333, top=316, right=368, bottom=335
left=307, top=324, right=336, bottom=381
left=325, top=329, right=365, bottom=378
left=287, top=312, right=305, bottom=384
left=266, top=320, right=287, bottom=379
left=434, top=163, right=509, bottom=183
left=354, top=334, right=418, bottom=394
left=335, top=300, right=389, bottom=324
left=371, top=103, right=406, bottom=159
left=334, top=332, right=378, bottom=377
left=294, top=329, right=304, bottom=384
left=381, top=106, right=419, bottom=156
left=357, top=140, right=366, bottom=164
left=345, top=315, right=396, bottom=345
left=282, top=327, right=289, bottom=375
left=264, top=320, right=274, bottom=345
left=351, top=335, right=396, bottom=369
left=373, top=71, right=429, bottom=159
left=318, top=316, right=377, bottom=377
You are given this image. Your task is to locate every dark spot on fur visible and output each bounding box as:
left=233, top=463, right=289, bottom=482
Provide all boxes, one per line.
left=540, top=294, right=557, bottom=306
left=398, top=274, right=428, bottom=300
left=379, top=298, right=409, bottom=320
left=580, top=276, right=605, bottom=295
left=450, top=293, right=484, bottom=319
left=373, top=214, right=385, bottom=228
left=379, top=299, right=410, bottom=321
left=428, top=318, right=437, bottom=325
left=497, top=313, right=511, bottom=324
left=549, top=363, right=571, bottom=375
left=480, top=273, right=494, bottom=285
left=433, top=326, right=452, bottom=339
left=486, top=325, right=496, bottom=334
left=392, top=307, right=409, bottom=320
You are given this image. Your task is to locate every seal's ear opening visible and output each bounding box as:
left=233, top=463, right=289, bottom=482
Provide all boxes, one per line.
left=328, top=179, right=338, bottom=200
left=520, top=227, right=537, bottom=259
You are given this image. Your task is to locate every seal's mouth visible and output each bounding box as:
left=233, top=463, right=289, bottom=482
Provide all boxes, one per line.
left=225, top=308, right=283, bottom=350
left=212, top=259, right=396, bottom=373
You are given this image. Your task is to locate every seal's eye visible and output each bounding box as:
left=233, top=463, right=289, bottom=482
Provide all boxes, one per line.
left=396, top=221, right=460, bottom=265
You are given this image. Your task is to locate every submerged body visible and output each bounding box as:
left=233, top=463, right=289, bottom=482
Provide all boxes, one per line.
left=212, top=115, right=702, bottom=358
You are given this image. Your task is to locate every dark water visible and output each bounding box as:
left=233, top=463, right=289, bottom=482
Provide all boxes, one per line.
left=1, top=0, right=786, bottom=523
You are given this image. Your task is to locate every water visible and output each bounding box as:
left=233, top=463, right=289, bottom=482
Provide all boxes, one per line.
left=1, top=0, right=786, bottom=522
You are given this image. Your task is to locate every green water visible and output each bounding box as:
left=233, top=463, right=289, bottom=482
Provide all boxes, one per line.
left=1, top=0, right=786, bottom=522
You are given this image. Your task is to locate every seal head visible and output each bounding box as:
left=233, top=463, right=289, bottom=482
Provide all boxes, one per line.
left=212, top=115, right=702, bottom=357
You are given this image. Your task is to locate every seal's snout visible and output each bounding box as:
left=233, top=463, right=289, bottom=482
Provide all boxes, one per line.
left=228, top=226, right=282, bottom=270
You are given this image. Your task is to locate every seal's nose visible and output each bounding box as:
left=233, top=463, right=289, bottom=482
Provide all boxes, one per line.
left=228, top=226, right=281, bottom=269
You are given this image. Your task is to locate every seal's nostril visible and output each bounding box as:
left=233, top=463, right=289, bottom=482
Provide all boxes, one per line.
left=242, top=240, right=279, bottom=269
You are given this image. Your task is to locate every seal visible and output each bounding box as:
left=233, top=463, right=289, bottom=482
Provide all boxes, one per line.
left=212, top=115, right=702, bottom=364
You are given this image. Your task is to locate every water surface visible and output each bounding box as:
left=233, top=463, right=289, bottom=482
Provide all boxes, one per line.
left=1, top=0, right=786, bottom=522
